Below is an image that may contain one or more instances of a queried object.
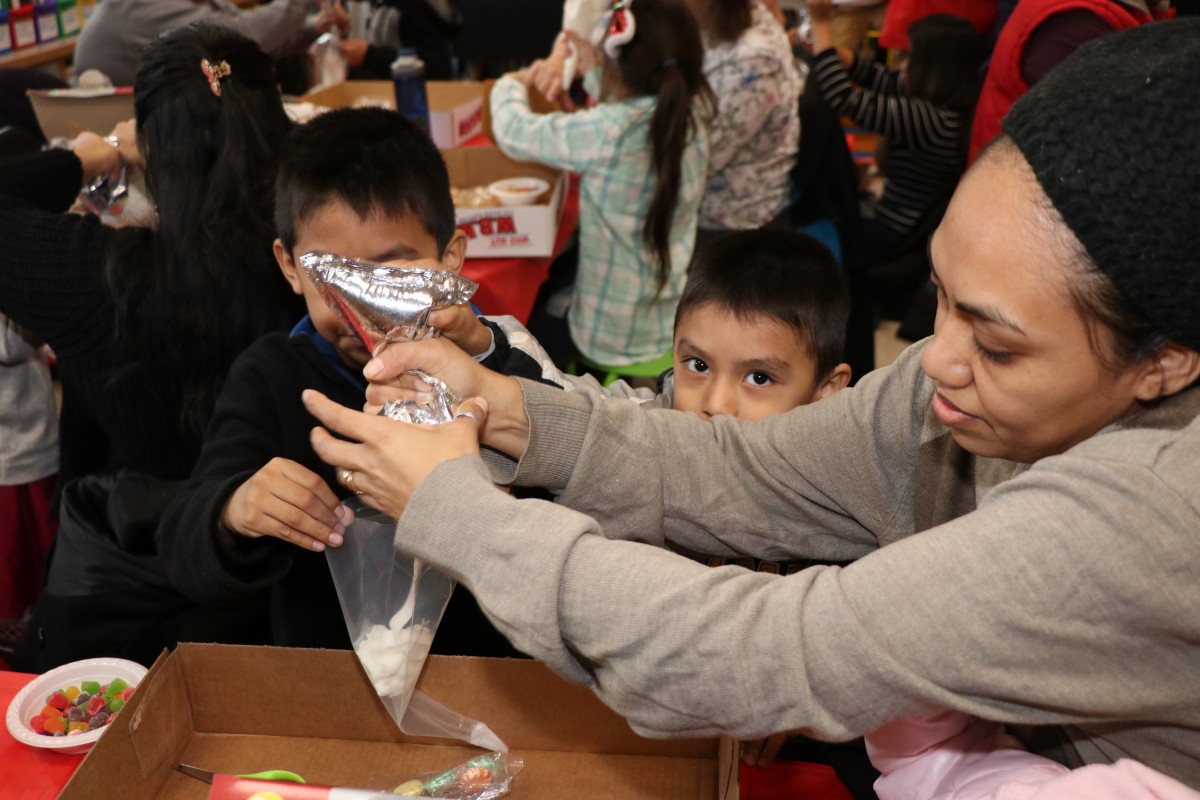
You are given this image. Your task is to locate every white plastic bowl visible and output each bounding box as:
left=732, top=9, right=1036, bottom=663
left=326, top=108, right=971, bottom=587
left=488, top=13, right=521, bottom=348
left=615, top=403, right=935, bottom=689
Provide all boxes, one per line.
left=487, top=177, right=550, bottom=207
left=6, top=657, right=147, bottom=755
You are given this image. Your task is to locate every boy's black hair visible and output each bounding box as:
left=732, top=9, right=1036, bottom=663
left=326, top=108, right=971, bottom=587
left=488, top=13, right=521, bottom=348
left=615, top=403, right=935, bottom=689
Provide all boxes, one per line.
left=275, top=107, right=456, bottom=253
left=675, top=229, right=850, bottom=385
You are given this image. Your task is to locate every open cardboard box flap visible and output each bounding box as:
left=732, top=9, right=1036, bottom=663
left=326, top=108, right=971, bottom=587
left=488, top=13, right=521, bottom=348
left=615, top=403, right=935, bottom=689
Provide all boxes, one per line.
left=58, top=643, right=736, bottom=799
left=27, top=87, right=135, bottom=141
left=443, top=147, right=568, bottom=259
left=299, top=81, right=488, bottom=148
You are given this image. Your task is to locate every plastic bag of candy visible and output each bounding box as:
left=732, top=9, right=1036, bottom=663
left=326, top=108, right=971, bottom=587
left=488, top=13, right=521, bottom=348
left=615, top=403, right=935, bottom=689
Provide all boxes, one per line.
left=311, top=251, right=503, bottom=752
left=386, top=752, right=523, bottom=799
left=326, top=500, right=453, bottom=729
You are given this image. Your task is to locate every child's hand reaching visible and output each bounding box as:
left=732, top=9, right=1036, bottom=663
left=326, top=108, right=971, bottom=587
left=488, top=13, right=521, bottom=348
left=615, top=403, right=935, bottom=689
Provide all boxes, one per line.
left=428, top=303, right=493, bottom=358
left=221, top=457, right=348, bottom=552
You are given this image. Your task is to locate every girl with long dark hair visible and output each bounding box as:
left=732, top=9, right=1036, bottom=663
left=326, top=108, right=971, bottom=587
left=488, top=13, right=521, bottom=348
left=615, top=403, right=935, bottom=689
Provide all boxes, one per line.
left=0, top=22, right=302, bottom=489
left=809, top=1, right=984, bottom=266
left=490, top=0, right=714, bottom=369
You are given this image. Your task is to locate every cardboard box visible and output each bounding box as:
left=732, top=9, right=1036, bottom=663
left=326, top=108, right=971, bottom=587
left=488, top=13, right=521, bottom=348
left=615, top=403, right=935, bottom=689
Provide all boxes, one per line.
left=427, top=80, right=484, bottom=148
left=76, top=0, right=95, bottom=26
left=300, top=80, right=486, bottom=149
left=57, top=644, right=737, bottom=800
left=27, top=86, right=134, bottom=140
left=444, top=147, right=566, bottom=259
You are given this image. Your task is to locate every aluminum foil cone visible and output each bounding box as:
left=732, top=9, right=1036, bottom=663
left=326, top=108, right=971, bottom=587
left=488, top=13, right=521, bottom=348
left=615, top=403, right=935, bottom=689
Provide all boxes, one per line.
left=298, top=251, right=479, bottom=351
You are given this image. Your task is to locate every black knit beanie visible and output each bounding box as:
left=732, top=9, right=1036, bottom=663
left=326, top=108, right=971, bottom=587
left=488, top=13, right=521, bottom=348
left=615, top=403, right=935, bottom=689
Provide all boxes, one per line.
left=1001, top=19, right=1200, bottom=351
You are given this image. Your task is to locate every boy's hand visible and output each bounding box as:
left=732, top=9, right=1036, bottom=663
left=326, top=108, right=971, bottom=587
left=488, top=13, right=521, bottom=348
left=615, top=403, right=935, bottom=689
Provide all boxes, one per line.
left=741, top=732, right=793, bottom=769
left=427, top=303, right=492, bottom=357
left=221, top=457, right=348, bottom=552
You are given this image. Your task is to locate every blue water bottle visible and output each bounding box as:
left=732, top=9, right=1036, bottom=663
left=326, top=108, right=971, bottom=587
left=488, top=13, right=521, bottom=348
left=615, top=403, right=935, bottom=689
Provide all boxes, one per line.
left=391, top=48, right=430, bottom=133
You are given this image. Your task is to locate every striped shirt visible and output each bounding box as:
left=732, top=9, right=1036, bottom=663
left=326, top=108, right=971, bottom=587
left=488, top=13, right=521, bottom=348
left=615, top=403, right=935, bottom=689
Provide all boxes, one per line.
left=812, top=49, right=968, bottom=235
left=490, top=74, right=710, bottom=366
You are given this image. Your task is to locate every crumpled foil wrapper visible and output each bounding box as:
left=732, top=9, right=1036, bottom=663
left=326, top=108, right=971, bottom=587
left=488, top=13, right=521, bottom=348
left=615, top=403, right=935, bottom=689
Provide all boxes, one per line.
left=78, top=164, right=128, bottom=217
left=380, top=370, right=461, bottom=424
left=298, top=251, right=479, bottom=351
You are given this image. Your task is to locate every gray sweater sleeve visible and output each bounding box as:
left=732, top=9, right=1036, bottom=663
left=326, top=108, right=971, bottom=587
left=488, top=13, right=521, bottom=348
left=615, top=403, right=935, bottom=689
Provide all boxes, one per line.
left=204, top=0, right=314, bottom=59
left=398, top=417, right=1200, bottom=755
left=396, top=344, right=1200, bottom=773
left=509, top=342, right=931, bottom=560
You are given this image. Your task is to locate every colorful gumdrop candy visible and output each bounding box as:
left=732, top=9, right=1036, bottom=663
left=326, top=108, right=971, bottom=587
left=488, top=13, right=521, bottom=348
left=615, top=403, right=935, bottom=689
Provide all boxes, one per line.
left=29, top=677, right=139, bottom=736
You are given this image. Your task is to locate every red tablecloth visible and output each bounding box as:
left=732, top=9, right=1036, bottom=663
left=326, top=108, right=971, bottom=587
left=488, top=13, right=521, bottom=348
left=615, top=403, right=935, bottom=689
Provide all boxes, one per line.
left=0, top=672, right=85, bottom=799
left=459, top=175, right=579, bottom=324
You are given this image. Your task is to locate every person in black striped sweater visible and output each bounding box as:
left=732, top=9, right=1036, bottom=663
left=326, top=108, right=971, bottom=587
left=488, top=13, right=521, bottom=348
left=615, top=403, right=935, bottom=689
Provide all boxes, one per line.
left=809, top=0, right=983, bottom=268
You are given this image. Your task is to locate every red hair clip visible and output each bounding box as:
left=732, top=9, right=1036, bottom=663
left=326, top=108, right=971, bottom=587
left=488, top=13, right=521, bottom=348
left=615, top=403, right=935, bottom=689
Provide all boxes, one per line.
left=200, top=58, right=232, bottom=97
left=602, top=0, right=636, bottom=60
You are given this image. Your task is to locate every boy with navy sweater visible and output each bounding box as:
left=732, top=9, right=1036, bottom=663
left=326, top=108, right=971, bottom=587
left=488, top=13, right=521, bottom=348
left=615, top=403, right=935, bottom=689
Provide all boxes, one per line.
left=156, top=108, right=544, bottom=655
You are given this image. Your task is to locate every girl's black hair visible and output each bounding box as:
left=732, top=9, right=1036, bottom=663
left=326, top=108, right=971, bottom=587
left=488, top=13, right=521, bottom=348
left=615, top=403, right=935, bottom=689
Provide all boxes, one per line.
left=905, top=15, right=984, bottom=112
left=104, top=22, right=300, bottom=436
left=607, top=0, right=715, bottom=294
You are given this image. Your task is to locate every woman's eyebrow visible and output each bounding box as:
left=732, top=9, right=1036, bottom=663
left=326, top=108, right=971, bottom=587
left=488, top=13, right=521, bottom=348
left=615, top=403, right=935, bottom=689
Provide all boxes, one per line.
left=929, top=263, right=1027, bottom=336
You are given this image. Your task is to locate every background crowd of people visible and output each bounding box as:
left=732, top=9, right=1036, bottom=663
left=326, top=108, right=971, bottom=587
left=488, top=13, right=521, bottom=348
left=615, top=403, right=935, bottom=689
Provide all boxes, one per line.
left=1, top=2, right=1198, bottom=798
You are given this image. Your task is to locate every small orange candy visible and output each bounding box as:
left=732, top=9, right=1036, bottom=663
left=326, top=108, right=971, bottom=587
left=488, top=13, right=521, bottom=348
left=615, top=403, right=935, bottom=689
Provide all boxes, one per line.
left=43, top=715, right=67, bottom=734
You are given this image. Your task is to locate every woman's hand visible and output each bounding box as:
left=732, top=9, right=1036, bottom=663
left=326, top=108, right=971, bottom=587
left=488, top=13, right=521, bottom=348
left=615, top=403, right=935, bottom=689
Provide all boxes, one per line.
left=107, top=119, right=143, bottom=171
left=363, top=337, right=531, bottom=460
left=69, top=131, right=122, bottom=182
left=303, top=390, right=488, bottom=519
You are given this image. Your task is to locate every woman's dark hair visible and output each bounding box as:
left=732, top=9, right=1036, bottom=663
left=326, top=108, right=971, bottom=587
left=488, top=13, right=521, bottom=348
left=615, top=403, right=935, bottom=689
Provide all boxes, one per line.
left=676, top=229, right=849, bottom=385
left=905, top=15, right=984, bottom=112
left=699, top=0, right=752, bottom=45
left=605, top=0, right=715, bottom=294
left=104, top=22, right=299, bottom=436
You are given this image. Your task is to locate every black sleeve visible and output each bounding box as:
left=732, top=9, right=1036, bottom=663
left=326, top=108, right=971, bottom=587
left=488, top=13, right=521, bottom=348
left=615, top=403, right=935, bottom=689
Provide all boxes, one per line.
left=477, top=316, right=563, bottom=385
left=0, top=148, right=83, bottom=211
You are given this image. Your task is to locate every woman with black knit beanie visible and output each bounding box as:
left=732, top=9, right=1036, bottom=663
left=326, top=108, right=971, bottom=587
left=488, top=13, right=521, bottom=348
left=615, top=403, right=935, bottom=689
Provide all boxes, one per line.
left=304, top=18, right=1200, bottom=794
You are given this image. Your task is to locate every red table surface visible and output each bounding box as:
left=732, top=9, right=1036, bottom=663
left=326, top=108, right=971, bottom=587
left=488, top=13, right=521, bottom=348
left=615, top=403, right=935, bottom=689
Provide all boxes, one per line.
left=459, top=175, right=579, bottom=324
left=0, top=672, right=85, bottom=799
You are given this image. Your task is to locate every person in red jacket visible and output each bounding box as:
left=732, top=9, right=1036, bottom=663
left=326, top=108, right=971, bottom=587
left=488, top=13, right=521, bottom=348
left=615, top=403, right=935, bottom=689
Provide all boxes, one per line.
left=967, top=0, right=1171, bottom=164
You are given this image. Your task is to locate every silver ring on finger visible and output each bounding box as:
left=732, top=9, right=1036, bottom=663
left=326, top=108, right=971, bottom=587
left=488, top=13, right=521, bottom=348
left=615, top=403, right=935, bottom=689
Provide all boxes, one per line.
left=452, top=408, right=481, bottom=427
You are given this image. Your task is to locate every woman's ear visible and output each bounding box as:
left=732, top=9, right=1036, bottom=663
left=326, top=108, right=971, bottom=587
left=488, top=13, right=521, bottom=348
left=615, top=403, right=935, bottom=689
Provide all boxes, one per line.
left=440, top=229, right=468, bottom=275
left=274, top=239, right=304, bottom=295
left=1135, top=341, right=1200, bottom=401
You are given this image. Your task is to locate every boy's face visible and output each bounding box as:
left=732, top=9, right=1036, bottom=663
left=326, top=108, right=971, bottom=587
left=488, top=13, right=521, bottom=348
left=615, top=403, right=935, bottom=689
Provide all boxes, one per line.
left=672, top=304, right=847, bottom=422
left=274, top=199, right=466, bottom=370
